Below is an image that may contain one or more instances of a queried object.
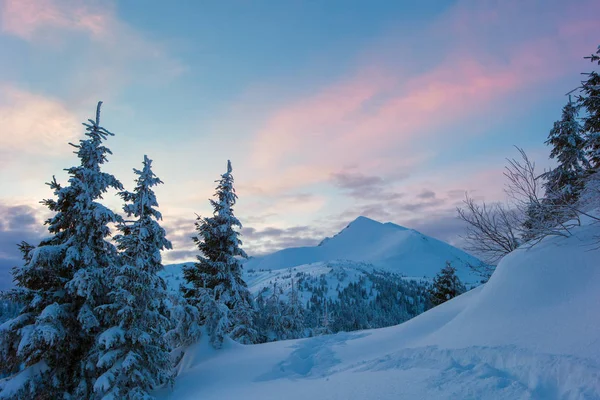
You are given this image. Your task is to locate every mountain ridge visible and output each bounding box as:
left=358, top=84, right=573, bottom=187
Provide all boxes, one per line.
left=245, top=215, right=486, bottom=284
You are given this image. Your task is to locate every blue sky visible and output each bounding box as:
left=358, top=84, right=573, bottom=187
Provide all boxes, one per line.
left=0, top=0, right=599, bottom=289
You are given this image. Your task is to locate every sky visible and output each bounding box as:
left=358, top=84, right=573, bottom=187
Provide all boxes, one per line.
left=0, top=0, right=599, bottom=289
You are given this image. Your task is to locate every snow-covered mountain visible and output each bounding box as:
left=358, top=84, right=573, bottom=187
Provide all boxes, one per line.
left=163, top=215, right=488, bottom=292
left=157, top=213, right=600, bottom=399
left=244, top=216, right=486, bottom=283
left=161, top=216, right=488, bottom=338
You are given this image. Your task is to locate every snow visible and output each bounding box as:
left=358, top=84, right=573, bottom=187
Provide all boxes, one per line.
left=156, top=214, right=600, bottom=399
left=0, top=362, right=48, bottom=399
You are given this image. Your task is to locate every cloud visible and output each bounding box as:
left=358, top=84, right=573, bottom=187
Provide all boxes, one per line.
left=228, top=0, right=600, bottom=203
left=240, top=225, right=326, bottom=256
left=237, top=192, right=327, bottom=225
left=159, top=215, right=196, bottom=264
left=0, top=85, right=80, bottom=163
left=159, top=161, right=513, bottom=261
left=330, top=171, right=406, bottom=201
left=0, top=203, right=48, bottom=290
left=159, top=211, right=329, bottom=262
left=403, top=212, right=470, bottom=248
left=417, top=190, right=436, bottom=200
left=0, top=0, right=186, bottom=104
left=0, top=0, right=110, bottom=40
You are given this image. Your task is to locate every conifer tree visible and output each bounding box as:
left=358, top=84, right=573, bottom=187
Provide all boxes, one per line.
left=0, top=102, right=122, bottom=399
left=541, top=97, right=589, bottom=206
left=429, top=262, right=466, bottom=307
left=164, top=290, right=202, bottom=362
left=94, top=156, right=173, bottom=399
left=182, top=160, right=257, bottom=348
left=264, top=283, right=285, bottom=341
left=316, top=301, right=333, bottom=336
left=578, top=45, right=600, bottom=169
left=253, top=289, right=269, bottom=343
left=282, top=278, right=305, bottom=339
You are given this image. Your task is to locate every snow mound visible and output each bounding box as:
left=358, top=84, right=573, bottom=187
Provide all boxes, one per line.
left=157, top=215, right=600, bottom=399
left=245, top=216, right=486, bottom=284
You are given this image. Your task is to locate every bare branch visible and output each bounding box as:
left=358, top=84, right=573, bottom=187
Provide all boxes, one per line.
left=504, top=147, right=580, bottom=243
left=457, top=194, right=521, bottom=265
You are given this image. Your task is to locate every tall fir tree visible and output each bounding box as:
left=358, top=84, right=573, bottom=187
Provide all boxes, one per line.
left=578, top=44, right=600, bottom=169
left=429, top=262, right=466, bottom=307
left=182, top=160, right=257, bottom=348
left=94, top=156, right=173, bottom=399
left=0, top=102, right=122, bottom=399
left=541, top=97, right=590, bottom=206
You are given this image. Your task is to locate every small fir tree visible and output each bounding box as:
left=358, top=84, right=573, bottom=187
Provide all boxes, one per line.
left=94, top=156, right=173, bottom=399
left=0, top=102, right=123, bottom=399
left=429, top=262, right=466, bottom=307
left=578, top=45, right=600, bottom=169
left=264, top=283, right=285, bottom=341
left=182, top=160, right=257, bottom=348
left=542, top=97, right=590, bottom=206
left=314, top=300, right=333, bottom=336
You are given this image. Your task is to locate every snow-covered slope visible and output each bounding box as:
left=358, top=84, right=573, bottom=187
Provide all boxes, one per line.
left=157, top=215, right=600, bottom=399
left=245, top=216, right=486, bottom=283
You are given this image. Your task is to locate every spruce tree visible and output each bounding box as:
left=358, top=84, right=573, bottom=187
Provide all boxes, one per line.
left=94, top=156, right=173, bottom=399
left=541, top=97, right=589, bottom=206
left=182, top=160, right=257, bottom=348
left=578, top=45, right=600, bottom=169
left=282, top=279, right=305, bottom=340
left=164, top=290, right=202, bottom=362
left=429, top=262, right=466, bottom=307
left=0, top=102, right=122, bottom=399
left=254, top=289, right=269, bottom=343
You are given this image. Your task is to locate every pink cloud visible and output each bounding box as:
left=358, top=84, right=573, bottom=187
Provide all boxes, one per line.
left=245, top=0, right=600, bottom=196
left=0, top=0, right=185, bottom=105
left=0, top=0, right=111, bottom=40
left=250, top=68, right=397, bottom=168
left=0, top=85, right=79, bottom=160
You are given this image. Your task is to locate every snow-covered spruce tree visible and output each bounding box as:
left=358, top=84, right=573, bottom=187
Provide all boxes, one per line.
left=164, top=290, right=202, bottom=364
left=541, top=97, right=590, bottom=208
left=314, top=300, right=334, bottom=336
left=578, top=45, right=600, bottom=170
left=264, top=283, right=285, bottom=341
left=429, top=262, right=466, bottom=307
left=0, top=102, right=123, bottom=399
left=182, top=160, right=257, bottom=348
left=253, top=289, right=269, bottom=343
left=94, top=155, right=173, bottom=399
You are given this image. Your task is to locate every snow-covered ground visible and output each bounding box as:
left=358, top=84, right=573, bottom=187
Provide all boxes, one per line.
left=156, top=215, right=600, bottom=399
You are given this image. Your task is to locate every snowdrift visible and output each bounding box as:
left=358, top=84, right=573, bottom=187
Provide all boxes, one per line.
left=157, top=215, right=600, bottom=399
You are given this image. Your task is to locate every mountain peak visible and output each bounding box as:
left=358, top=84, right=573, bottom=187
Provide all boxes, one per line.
left=348, top=216, right=382, bottom=227
left=346, top=216, right=409, bottom=232
left=318, top=216, right=383, bottom=247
